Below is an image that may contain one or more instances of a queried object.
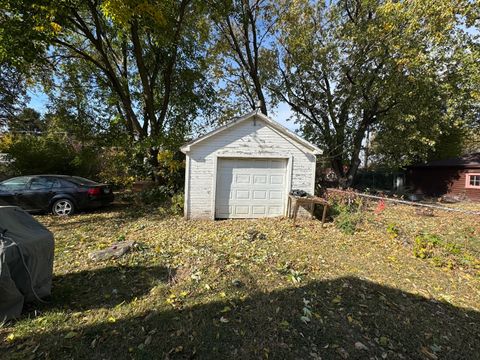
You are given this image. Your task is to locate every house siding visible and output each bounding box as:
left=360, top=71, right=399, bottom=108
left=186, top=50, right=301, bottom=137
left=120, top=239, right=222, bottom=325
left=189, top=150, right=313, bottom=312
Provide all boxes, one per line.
left=407, top=167, right=480, bottom=201
left=186, top=115, right=317, bottom=219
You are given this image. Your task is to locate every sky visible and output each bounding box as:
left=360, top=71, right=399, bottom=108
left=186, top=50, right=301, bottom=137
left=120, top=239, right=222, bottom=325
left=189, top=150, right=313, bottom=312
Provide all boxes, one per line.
left=27, top=88, right=49, bottom=114
left=269, top=102, right=298, bottom=131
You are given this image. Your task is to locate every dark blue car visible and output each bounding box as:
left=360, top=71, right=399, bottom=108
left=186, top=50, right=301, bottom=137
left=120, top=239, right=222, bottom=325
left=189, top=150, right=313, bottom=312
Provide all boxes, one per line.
left=0, top=175, right=114, bottom=215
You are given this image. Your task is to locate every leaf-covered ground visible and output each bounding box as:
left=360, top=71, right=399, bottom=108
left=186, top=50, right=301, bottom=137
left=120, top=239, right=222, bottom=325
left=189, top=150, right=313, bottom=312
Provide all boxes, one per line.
left=1, top=203, right=479, bottom=359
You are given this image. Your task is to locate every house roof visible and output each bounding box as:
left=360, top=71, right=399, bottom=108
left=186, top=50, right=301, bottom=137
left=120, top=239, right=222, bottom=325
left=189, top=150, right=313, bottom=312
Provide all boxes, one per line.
left=410, top=153, right=480, bottom=169
left=180, top=110, right=322, bottom=155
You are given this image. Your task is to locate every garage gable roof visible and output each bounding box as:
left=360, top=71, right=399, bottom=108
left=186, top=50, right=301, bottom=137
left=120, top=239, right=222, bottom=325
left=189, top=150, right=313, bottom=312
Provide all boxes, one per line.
left=180, top=111, right=322, bottom=155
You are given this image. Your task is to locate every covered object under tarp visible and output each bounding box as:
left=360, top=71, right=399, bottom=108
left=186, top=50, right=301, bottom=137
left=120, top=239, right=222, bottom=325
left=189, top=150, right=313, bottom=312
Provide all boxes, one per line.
left=0, top=206, right=54, bottom=321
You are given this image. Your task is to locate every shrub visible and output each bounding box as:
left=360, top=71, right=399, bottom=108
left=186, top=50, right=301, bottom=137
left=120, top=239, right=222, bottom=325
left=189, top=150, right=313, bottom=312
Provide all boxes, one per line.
left=411, top=233, right=479, bottom=273
left=127, top=142, right=185, bottom=193
left=0, top=133, right=101, bottom=178
left=97, top=147, right=135, bottom=189
left=386, top=223, right=399, bottom=239
left=413, top=234, right=441, bottom=259
left=156, top=150, right=185, bottom=192
left=139, top=186, right=172, bottom=205
left=135, top=188, right=184, bottom=217
left=444, top=242, right=462, bottom=255
left=332, top=203, right=364, bottom=235
left=2, top=134, right=77, bottom=175
left=0, top=162, right=14, bottom=181
left=431, top=256, right=444, bottom=267
left=170, top=193, right=184, bottom=215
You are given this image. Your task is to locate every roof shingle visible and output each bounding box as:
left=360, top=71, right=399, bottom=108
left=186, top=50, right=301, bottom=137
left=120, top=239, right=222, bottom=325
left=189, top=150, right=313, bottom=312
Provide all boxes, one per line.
left=411, top=153, right=480, bottom=168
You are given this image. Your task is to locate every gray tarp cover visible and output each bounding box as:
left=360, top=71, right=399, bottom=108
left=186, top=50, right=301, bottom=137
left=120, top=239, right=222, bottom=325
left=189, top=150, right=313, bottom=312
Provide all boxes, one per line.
left=0, top=206, right=54, bottom=320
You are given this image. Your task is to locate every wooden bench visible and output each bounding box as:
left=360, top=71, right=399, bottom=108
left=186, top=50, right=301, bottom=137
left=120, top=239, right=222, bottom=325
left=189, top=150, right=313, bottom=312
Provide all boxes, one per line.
left=287, top=195, right=330, bottom=226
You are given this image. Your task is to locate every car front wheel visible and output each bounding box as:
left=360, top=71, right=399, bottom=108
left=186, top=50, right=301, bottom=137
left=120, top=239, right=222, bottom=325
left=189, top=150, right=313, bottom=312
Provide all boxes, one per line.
left=52, top=199, right=75, bottom=216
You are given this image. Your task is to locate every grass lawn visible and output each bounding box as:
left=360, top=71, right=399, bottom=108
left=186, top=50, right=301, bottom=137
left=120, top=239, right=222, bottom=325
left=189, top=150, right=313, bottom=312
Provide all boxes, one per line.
left=1, top=203, right=479, bottom=359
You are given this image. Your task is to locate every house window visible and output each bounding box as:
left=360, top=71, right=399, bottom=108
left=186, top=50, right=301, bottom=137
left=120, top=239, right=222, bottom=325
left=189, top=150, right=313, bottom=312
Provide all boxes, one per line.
left=466, top=174, right=480, bottom=188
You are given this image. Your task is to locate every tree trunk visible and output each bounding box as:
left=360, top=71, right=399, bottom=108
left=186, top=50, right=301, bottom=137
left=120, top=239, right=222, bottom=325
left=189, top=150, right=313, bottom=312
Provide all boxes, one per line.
left=331, top=159, right=360, bottom=189
left=148, top=147, right=160, bottom=184
left=252, top=77, right=268, bottom=115
left=328, top=132, right=364, bottom=189
left=364, top=127, right=370, bottom=169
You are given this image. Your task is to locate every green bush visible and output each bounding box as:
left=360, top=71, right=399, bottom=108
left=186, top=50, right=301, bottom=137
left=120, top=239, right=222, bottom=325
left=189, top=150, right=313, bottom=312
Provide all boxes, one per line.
left=0, top=134, right=100, bottom=178
left=170, top=193, right=184, bottom=215
left=332, top=203, right=364, bottom=235
left=413, top=234, right=441, bottom=259
left=1, top=133, right=186, bottom=190
left=0, top=162, right=14, bottom=181
left=4, top=134, right=77, bottom=174
left=386, top=223, right=400, bottom=239
left=136, top=188, right=184, bottom=216
left=127, top=142, right=185, bottom=193
left=139, top=186, right=172, bottom=205
left=444, top=242, right=462, bottom=255
left=412, top=233, right=479, bottom=273
left=97, top=148, right=134, bottom=189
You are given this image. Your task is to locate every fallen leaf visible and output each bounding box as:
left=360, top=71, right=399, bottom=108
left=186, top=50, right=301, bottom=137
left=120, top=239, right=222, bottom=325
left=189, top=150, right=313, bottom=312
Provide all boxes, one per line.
left=300, top=316, right=311, bottom=324
left=144, top=335, right=152, bottom=346
left=379, top=336, right=389, bottom=346
left=64, top=331, right=78, bottom=339
left=355, top=341, right=368, bottom=351
left=336, top=347, right=349, bottom=359
left=332, top=295, right=342, bottom=304
left=420, top=346, right=438, bottom=359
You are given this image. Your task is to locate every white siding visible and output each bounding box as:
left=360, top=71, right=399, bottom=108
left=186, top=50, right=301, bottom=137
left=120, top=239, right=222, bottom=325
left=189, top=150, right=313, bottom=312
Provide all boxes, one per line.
left=185, top=115, right=317, bottom=219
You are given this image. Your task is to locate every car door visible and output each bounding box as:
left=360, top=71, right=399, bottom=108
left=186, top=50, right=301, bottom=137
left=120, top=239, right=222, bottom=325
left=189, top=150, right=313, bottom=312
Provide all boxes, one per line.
left=18, top=177, right=57, bottom=211
left=0, top=177, right=31, bottom=207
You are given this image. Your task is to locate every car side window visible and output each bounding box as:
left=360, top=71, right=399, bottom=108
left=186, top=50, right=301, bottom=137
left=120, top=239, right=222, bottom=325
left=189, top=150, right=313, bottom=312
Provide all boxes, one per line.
left=29, top=177, right=56, bottom=190
left=0, top=177, right=31, bottom=191
left=60, top=179, right=76, bottom=188
left=52, top=179, right=62, bottom=188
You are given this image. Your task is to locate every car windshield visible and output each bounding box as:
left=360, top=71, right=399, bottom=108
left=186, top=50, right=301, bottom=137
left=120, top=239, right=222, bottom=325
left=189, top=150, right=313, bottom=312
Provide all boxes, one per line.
left=68, top=176, right=99, bottom=186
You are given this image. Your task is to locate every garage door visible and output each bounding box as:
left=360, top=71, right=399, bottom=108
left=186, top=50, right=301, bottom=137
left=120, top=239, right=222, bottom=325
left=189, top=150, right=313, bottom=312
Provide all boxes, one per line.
left=215, top=158, right=287, bottom=218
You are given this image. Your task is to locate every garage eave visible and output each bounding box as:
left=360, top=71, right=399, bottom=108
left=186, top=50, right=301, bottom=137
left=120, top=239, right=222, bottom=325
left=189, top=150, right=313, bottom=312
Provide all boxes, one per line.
left=180, top=110, right=323, bottom=155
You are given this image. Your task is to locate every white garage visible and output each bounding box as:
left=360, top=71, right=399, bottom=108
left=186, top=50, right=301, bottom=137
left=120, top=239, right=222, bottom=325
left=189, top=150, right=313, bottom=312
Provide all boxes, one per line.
left=180, top=111, right=322, bottom=220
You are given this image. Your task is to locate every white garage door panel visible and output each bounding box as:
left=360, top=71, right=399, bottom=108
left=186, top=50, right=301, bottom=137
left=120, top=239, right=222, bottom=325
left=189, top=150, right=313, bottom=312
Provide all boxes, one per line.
left=216, top=158, right=287, bottom=218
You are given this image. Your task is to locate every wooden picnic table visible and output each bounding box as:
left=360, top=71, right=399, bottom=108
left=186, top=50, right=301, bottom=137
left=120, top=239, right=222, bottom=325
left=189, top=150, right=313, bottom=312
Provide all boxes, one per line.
left=287, top=194, right=330, bottom=226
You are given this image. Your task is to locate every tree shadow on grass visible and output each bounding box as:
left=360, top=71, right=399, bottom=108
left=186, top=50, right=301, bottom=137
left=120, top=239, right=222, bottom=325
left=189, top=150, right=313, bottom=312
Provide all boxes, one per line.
left=3, top=276, right=480, bottom=359
left=43, top=203, right=150, bottom=226
left=45, top=265, right=173, bottom=312
left=82, top=202, right=141, bottom=217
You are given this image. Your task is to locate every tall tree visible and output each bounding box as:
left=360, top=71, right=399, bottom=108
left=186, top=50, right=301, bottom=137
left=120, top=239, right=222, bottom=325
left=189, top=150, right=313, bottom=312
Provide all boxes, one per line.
left=0, top=0, right=50, bottom=128
left=2, top=0, right=214, bottom=180
left=272, top=0, right=476, bottom=187
left=0, top=65, right=27, bottom=127
left=211, top=0, right=277, bottom=116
